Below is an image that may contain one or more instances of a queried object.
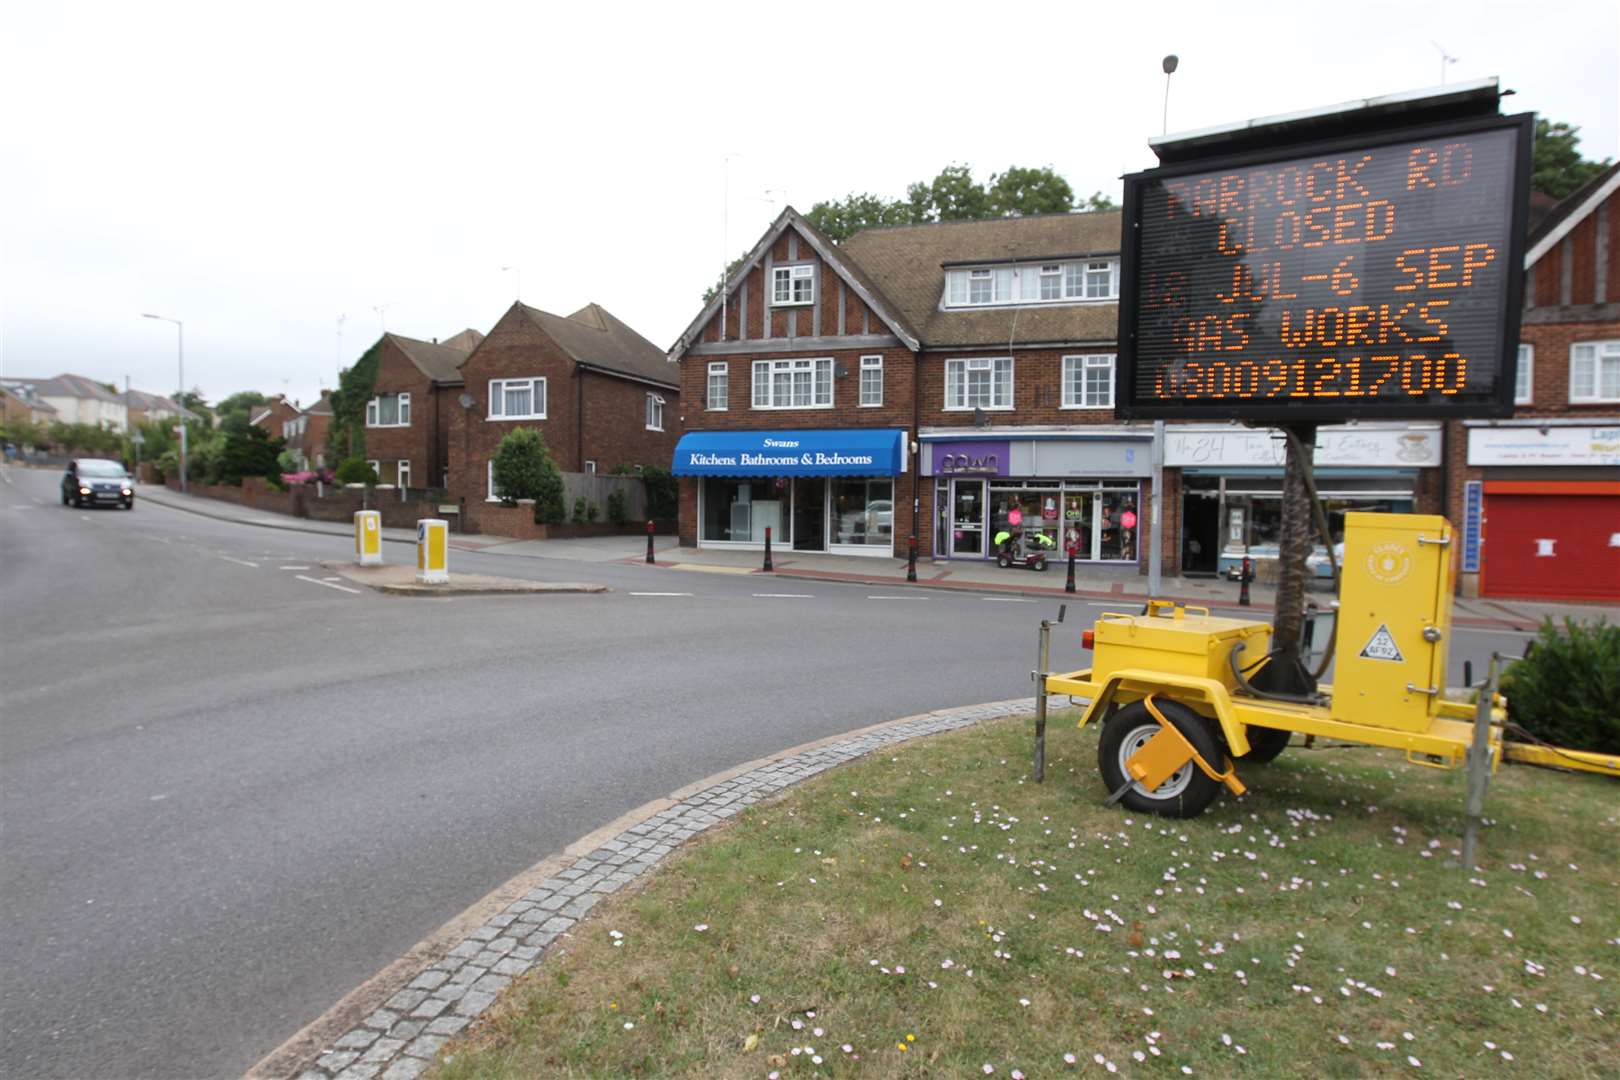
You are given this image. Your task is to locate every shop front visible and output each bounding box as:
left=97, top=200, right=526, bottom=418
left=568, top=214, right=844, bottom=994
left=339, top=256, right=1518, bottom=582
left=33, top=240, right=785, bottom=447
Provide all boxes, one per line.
left=920, top=430, right=1151, bottom=563
left=1167, top=424, right=1442, bottom=580
left=1464, top=421, right=1620, bottom=602
left=674, top=428, right=907, bottom=557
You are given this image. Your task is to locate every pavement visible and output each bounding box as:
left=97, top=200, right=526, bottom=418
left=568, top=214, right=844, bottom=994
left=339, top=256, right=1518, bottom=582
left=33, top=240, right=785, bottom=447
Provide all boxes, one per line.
left=322, top=561, right=609, bottom=596
left=138, top=483, right=1599, bottom=632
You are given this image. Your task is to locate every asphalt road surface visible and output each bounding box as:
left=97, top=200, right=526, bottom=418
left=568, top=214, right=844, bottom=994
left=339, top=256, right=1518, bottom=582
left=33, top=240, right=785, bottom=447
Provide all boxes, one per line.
left=0, top=466, right=1535, bottom=1079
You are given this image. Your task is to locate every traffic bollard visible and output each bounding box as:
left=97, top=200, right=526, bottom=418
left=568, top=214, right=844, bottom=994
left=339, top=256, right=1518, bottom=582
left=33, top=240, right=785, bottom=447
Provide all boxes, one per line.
left=906, top=535, right=918, bottom=582
left=416, top=518, right=448, bottom=584
left=645, top=519, right=655, bottom=564
left=1065, top=550, right=1077, bottom=593
left=1238, top=555, right=1252, bottom=606
left=353, top=510, right=382, bottom=566
left=763, top=526, right=774, bottom=571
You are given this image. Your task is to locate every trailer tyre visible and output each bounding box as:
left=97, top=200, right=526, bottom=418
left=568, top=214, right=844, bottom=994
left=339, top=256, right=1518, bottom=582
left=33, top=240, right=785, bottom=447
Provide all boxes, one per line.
left=1239, top=726, right=1291, bottom=763
left=1098, top=699, right=1224, bottom=819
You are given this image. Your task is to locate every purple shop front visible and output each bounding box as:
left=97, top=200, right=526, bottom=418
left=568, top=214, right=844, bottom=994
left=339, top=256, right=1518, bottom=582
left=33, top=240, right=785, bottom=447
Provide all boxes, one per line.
left=931, top=440, right=1010, bottom=477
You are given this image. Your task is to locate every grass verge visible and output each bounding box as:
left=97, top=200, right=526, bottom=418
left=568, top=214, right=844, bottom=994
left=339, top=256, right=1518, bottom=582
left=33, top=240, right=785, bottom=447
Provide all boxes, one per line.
left=437, top=714, right=1618, bottom=1078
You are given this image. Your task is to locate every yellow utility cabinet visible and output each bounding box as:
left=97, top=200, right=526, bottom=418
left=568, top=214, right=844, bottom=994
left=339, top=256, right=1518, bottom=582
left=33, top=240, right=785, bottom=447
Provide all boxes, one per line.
left=1091, top=603, right=1271, bottom=691
left=1331, top=512, right=1454, bottom=733
left=416, top=518, right=448, bottom=585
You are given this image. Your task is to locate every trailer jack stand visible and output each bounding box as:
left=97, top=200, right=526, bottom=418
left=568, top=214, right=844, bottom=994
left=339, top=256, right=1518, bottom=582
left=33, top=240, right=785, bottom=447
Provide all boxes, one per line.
left=1113, top=695, right=1248, bottom=801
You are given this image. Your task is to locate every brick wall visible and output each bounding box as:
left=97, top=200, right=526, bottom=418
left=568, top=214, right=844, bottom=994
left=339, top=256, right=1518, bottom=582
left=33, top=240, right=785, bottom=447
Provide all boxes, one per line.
left=1515, top=318, right=1620, bottom=417
left=579, top=368, right=681, bottom=473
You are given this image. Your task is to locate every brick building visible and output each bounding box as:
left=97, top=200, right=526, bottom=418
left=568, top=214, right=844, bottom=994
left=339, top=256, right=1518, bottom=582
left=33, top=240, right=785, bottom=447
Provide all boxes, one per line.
left=361, top=330, right=483, bottom=489
left=279, top=391, right=334, bottom=471
left=447, top=302, right=678, bottom=533
left=250, top=395, right=300, bottom=440
left=1446, top=163, right=1620, bottom=601
left=668, top=207, right=1170, bottom=564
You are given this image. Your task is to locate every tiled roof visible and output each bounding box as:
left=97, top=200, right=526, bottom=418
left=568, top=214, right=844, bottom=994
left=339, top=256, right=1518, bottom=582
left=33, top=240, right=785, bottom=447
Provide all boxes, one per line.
left=439, top=328, right=485, bottom=353
left=387, top=333, right=477, bottom=383
left=1526, top=161, right=1620, bottom=255
left=12, top=373, right=123, bottom=403
left=0, top=385, right=58, bottom=414
left=521, top=302, right=675, bottom=388
left=841, top=211, right=1124, bottom=348
left=303, top=390, right=334, bottom=417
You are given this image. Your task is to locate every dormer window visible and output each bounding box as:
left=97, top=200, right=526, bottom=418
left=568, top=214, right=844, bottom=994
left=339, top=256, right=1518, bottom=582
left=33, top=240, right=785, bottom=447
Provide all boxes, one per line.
left=772, top=264, right=814, bottom=306
left=944, top=258, right=1119, bottom=308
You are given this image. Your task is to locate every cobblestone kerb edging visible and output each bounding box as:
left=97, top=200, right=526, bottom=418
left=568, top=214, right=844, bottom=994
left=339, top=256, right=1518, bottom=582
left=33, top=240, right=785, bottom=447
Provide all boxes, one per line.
left=288, top=698, right=1053, bottom=1080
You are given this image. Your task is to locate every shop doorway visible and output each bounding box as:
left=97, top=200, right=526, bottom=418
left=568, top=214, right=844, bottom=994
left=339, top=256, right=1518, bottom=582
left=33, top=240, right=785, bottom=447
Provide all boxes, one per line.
left=792, top=477, right=826, bottom=551
left=951, top=479, right=985, bottom=555
left=1182, top=487, right=1220, bottom=575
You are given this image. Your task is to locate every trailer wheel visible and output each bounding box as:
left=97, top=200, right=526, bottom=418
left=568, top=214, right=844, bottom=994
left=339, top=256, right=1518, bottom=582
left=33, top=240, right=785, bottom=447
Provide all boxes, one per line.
left=1240, top=726, right=1291, bottom=763
left=1098, top=699, right=1223, bottom=819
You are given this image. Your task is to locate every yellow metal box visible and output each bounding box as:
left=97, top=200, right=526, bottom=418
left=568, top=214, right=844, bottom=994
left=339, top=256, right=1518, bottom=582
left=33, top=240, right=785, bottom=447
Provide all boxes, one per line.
left=1332, top=512, right=1454, bottom=733
left=1091, top=607, right=1273, bottom=691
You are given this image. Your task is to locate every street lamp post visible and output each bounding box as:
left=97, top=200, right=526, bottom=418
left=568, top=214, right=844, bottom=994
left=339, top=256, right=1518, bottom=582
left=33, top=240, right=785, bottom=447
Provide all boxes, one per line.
left=141, top=313, right=186, bottom=494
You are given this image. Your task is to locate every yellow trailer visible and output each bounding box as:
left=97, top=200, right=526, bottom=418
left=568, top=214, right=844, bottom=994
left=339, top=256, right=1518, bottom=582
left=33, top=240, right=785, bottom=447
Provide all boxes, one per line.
left=1041, top=512, right=1615, bottom=824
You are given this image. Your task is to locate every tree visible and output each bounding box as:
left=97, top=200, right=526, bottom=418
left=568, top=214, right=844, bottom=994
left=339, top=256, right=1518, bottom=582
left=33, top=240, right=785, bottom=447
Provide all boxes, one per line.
left=217, top=425, right=283, bottom=486
left=1082, top=190, right=1118, bottom=212
left=907, top=164, right=993, bottom=223
left=329, top=340, right=382, bottom=460
left=987, top=166, right=1075, bottom=217
left=1532, top=119, right=1612, bottom=201
left=804, top=192, right=913, bottom=243
left=490, top=427, right=565, bottom=522
left=216, top=391, right=268, bottom=418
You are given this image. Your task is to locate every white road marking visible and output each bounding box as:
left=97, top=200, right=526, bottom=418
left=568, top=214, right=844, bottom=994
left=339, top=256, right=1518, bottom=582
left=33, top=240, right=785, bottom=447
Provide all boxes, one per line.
left=295, top=574, right=362, bottom=594
left=219, top=556, right=260, bottom=568
left=629, top=591, right=694, bottom=597
left=80, top=515, right=91, bottom=521
left=981, top=597, right=1037, bottom=603
left=753, top=593, right=814, bottom=598
left=867, top=595, right=926, bottom=600
left=278, top=565, right=311, bottom=571
left=322, top=576, right=342, bottom=582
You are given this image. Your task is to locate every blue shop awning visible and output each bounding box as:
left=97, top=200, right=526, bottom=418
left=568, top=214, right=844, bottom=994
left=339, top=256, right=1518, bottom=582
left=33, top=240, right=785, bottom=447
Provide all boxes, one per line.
left=673, top=429, right=905, bottom=477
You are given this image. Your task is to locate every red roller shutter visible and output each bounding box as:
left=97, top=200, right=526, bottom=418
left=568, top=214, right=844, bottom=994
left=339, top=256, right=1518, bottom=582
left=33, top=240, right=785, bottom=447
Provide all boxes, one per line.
left=1481, top=483, right=1620, bottom=601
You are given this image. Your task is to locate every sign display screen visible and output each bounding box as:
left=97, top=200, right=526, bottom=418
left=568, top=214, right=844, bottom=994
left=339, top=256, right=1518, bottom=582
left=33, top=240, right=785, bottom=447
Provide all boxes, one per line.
left=1118, top=114, right=1530, bottom=420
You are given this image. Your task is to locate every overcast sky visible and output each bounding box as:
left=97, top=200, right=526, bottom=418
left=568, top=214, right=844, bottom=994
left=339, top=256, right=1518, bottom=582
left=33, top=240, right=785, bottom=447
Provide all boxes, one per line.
left=3, top=0, right=1614, bottom=408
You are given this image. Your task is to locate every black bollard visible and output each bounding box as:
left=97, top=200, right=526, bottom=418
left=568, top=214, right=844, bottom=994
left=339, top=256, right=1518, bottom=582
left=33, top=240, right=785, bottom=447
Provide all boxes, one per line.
left=1065, top=549, right=1077, bottom=593
left=906, top=534, right=918, bottom=582
left=1238, top=555, right=1252, bottom=607
left=763, top=526, right=774, bottom=572
left=645, top=519, right=655, bottom=564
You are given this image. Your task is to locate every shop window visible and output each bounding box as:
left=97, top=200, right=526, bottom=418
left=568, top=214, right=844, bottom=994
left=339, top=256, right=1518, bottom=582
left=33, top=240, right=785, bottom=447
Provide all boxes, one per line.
left=701, top=477, right=787, bottom=542
left=832, top=479, right=893, bottom=546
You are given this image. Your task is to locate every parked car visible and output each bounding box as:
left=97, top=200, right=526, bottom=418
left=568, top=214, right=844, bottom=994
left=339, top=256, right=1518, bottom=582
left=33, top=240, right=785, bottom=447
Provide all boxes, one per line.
left=62, top=458, right=134, bottom=509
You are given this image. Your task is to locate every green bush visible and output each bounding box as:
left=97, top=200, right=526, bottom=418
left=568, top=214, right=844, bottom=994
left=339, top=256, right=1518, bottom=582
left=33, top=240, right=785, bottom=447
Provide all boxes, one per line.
left=334, top=457, right=378, bottom=485
left=587, top=500, right=599, bottom=522
left=1502, top=618, right=1620, bottom=755
left=490, top=428, right=564, bottom=523
left=641, top=464, right=677, bottom=521
left=572, top=496, right=589, bottom=523
left=606, top=489, right=627, bottom=526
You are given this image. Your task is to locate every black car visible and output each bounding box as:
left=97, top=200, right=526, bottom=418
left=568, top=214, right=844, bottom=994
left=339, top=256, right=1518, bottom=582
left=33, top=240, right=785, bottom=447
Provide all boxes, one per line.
left=62, top=458, right=134, bottom=509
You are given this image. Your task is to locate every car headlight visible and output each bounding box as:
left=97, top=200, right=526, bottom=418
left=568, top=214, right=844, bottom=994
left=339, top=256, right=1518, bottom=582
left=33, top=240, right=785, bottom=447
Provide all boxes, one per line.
left=121, top=487, right=133, bottom=496
left=79, top=486, right=90, bottom=495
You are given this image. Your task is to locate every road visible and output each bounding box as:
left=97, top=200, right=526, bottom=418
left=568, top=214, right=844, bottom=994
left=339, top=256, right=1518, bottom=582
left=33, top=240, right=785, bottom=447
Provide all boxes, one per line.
left=0, top=465, right=1534, bottom=1079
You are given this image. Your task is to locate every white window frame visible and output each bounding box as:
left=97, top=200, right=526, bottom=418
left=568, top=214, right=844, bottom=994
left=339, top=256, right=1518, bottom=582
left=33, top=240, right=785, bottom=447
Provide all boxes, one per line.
left=365, top=392, right=410, bottom=428
left=706, top=361, right=728, bottom=410
left=772, top=264, right=815, bottom=306
left=1568, top=340, right=1620, bottom=404
left=750, top=357, right=834, bottom=409
left=584, top=459, right=597, bottom=474
left=944, top=357, right=1014, bottom=411
left=859, top=354, right=884, bottom=407
left=646, top=392, right=665, bottom=431
left=397, top=459, right=411, bottom=489
left=486, top=459, right=502, bottom=502
left=488, top=377, right=546, bottom=420
left=1515, top=343, right=1533, bottom=405
left=944, top=258, right=1120, bottom=309
left=1061, top=353, right=1116, bottom=409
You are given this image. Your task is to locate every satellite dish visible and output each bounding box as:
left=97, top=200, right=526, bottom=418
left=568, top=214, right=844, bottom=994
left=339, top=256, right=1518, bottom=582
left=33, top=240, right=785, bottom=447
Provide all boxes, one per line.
left=458, top=392, right=474, bottom=409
